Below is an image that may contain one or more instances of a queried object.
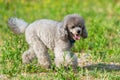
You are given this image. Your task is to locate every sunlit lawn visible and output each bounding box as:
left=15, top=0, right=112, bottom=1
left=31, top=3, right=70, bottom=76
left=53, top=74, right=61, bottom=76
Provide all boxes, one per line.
left=0, top=0, right=120, bottom=80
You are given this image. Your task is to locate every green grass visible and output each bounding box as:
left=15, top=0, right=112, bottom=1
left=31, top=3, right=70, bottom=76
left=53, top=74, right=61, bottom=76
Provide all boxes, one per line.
left=0, top=0, right=120, bottom=80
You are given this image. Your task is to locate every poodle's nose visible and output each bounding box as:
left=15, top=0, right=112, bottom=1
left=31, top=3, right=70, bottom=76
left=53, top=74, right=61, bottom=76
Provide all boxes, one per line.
left=77, top=30, right=80, bottom=34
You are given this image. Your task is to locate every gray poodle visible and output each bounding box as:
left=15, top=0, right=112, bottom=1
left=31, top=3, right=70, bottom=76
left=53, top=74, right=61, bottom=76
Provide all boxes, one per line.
left=8, top=14, right=88, bottom=69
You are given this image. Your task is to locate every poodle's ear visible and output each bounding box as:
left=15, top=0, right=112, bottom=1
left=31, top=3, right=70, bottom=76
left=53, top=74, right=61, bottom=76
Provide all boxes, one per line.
left=81, top=25, right=88, bottom=38
left=57, top=23, right=68, bottom=41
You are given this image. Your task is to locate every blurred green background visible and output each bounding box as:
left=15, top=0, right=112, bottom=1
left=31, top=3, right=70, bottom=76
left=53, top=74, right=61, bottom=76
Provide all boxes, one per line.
left=0, top=0, right=120, bottom=79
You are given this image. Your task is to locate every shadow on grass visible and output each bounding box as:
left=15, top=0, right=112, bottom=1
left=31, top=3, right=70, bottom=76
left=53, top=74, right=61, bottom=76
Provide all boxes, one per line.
left=83, top=63, right=120, bottom=71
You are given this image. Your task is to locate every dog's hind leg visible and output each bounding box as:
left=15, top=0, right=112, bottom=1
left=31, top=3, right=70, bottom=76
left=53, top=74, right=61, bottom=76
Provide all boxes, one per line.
left=32, top=36, right=51, bottom=69
left=22, top=47, right=36, bottom=63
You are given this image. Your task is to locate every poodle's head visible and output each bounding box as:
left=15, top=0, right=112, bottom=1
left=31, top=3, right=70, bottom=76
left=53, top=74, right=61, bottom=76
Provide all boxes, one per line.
left=63, top=14, right=88, bottom=41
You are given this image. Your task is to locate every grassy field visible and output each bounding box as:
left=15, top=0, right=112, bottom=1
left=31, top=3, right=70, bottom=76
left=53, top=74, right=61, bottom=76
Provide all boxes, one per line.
left=0, top=0, right=120, bottom=80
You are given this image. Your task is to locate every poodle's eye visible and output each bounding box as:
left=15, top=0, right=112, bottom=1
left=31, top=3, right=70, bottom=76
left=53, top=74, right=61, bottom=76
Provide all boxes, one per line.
left=79, top=24, right=82, bottom=27
left=71, top=26, right=75, bottom=29
left=79, top=25, right=81, bottom=27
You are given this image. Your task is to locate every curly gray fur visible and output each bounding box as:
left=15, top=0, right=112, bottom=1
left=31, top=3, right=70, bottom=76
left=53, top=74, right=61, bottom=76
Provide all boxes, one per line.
left=8, top=18, right=28, bottom=34
left=8, top=14, right=88, bottom=69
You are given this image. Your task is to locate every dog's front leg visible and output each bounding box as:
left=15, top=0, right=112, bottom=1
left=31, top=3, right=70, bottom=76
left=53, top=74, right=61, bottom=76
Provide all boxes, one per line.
left=54, top=47, right=78, bottom=69
left=31, top=36, right=51, bottom=69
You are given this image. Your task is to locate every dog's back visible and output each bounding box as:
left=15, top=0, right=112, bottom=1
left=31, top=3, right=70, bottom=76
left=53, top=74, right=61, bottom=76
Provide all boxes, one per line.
left=25, top=19, right=59, bottom=50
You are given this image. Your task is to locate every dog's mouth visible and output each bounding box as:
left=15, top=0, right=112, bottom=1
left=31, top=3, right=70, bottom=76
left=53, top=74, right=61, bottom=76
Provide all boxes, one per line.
left=72, top=34, right=80, bottom=40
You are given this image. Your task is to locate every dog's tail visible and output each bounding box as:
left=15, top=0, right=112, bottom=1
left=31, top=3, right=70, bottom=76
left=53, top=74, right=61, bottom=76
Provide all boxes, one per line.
left=8, top=17, right=28, bottom=34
